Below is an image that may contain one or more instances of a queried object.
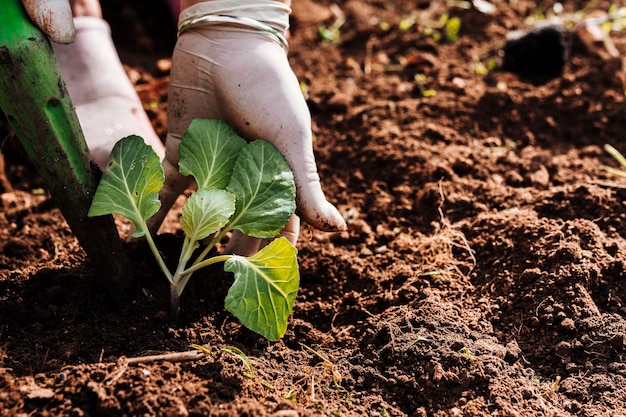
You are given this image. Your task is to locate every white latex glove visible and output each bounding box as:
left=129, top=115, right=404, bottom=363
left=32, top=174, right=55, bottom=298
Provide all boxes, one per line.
left=21, top=0, right=76, bottom=43
left=21, top=0, right=165, bottom=169
left=51, top=17, right=165, bottom=169
left=147, top=1, right=347, bottom=254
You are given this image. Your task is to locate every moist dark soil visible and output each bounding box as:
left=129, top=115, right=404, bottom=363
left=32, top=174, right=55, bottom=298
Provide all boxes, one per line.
left=3, top=1, right=626, bottom=416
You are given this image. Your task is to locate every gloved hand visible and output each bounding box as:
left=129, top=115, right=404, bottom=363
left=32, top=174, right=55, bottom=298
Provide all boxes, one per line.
left=20, top=0, right=165, bottom=169
left=147, top=0, right=347, bottom=254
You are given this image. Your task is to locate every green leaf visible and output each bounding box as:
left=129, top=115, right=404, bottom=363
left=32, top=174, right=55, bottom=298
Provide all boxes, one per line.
left=221, top=346, right=255, bottom=375
left=227, top=141, right=296, bottom=238
left=445, top=16, right=461, bottom=42
left=88, top=135, right=163, bottom=238
left=224, top=237, right=299, bottom=340
left=179, top=119, right=247, bottom=190
left=180, top=188, right=235, bottom=242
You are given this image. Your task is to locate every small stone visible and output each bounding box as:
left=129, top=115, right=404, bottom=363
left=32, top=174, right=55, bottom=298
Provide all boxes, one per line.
left=554, top=341, right=571, bottom=356
left=560, top=318, right=576, bottom=332
left=451, top=77, right=466, bottom=90
left=505, top=340, right=521, bottom=362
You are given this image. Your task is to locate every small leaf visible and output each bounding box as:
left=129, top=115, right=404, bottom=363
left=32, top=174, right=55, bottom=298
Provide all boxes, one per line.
left=221, top=346, right=255, bottom=375
left=227, top=141, right=296, bottom=238
left=445, top=17, right=461, bottom=42
left=224, top=237, right=299, bottom=340
left=179, top=119, right=247, bottom=190
left=190, top=344, right=215, bottom=357
left=88, top=135, right=163, bottom=238
left=605, top=144, right=626, bottom=170
left=181, top=188, right=235, bottom=242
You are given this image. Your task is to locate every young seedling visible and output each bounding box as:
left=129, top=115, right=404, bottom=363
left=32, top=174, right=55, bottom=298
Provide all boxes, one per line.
left=604, top=143, right=626, bottom=178
left=191, top=343, right=255, bottom=376
left=88, top=119, right=300, bottom=341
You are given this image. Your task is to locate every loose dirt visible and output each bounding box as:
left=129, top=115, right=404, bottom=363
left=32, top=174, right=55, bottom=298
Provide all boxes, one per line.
left=2, top=0, right=626, bottom=415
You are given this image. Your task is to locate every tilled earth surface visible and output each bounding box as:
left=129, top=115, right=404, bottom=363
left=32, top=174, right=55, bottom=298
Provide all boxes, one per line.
left=3, top=0, right=626, bottom=415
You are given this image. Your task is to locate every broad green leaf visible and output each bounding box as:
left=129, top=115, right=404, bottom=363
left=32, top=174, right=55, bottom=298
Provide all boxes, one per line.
left=88, top=135, right=163, bottom=238
left=224, top=237, right=299, bottom=340
left=227, top=141, right=296, bottom=238
left=179, top=119, right=247, bottom=190
left=180, top=188, right=235, bottom=242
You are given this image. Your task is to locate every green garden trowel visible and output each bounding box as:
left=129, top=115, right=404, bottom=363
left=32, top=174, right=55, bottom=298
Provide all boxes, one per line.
left=0, top=0, right=132, bottom=304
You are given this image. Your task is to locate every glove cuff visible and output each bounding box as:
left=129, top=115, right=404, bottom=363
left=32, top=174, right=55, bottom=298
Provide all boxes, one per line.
left=178, top=0, right=290, bottom=48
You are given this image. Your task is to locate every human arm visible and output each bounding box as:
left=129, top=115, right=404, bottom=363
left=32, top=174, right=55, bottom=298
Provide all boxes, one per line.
left=147, top=0, right=346, bottom=253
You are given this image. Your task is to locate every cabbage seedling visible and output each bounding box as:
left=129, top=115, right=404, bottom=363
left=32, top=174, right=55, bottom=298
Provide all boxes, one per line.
left=88, top=119, right=299, bottom=341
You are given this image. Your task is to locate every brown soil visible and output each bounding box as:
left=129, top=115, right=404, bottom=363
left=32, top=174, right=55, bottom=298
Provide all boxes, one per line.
left=3, top=0, right=626, bottom=416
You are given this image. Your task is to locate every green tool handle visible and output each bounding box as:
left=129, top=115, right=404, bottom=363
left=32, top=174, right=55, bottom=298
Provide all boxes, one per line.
left=0, top=0, right=133, bottom=304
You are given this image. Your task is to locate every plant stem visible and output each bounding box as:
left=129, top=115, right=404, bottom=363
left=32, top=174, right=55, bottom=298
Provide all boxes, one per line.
left=141, top=224, right=174, bottom=284
left=177, top=234, right=198, bottom=275
left=605, top=166, right=626, bottom=178
left=191, top=227, right=231, bottom=267
left=605, top=144, right=626, bottom=170
left=182, top=254, right=233, bottom=277
left=170, top=284, right=180, bottom=316
left=169, top=254, right=231, bottom=311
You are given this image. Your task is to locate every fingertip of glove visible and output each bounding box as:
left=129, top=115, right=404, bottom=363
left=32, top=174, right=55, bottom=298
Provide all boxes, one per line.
left=49, top=28, right=76, bottom=44
left=23, top=0, right=76, bottom=43
left=302, top=204, right=348, bottom=233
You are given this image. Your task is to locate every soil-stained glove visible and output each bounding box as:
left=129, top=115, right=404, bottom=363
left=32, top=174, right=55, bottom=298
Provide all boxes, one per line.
left=147, top=0, right=347, bottom=254
left=21, top=0, right=75, bottom=43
